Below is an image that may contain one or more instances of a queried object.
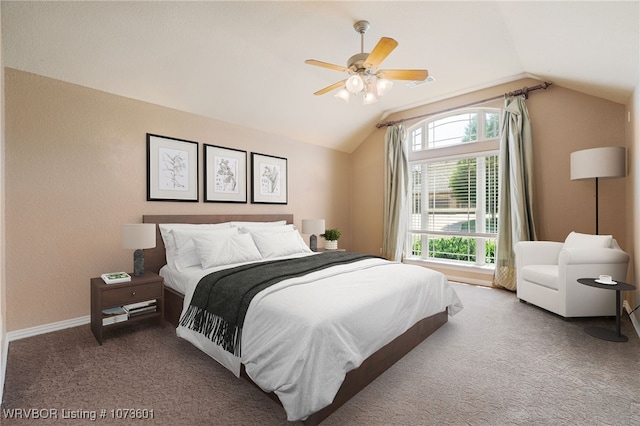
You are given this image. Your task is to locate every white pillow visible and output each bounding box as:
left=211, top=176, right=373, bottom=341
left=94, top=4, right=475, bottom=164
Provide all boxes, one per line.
left=159, top=223, right=232, bottom=269
left=239, top=224, right=295, bottom=234
left=171, top=227, right=238, bottom=270
left=230, top=220, right=287, bottom=228
left=250, top=229, right=312, bottom=258
left=159, top=223, right=231, bottom=254
left=193, top=233, right=263, bottom=269
left=563, top=231, right=613, bottom=249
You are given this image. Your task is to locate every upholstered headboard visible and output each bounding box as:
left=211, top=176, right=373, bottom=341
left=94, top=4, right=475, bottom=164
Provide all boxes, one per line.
left=142, top=214, right=294, bottom=274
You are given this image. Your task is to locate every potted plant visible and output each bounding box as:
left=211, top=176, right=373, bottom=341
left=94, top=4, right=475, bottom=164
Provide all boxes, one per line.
left=320, top=229, right=342, bottom=250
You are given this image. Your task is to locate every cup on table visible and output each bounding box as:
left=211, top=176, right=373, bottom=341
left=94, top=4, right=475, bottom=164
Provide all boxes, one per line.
left=598, top=274, right=613, bottom=283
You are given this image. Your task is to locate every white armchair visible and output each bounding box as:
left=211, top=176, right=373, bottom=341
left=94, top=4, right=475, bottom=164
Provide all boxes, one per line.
left=515, top=232, right=629, bottom=318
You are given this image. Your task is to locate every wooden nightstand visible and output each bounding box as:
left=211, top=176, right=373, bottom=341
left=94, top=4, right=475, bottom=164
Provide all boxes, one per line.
left=91, top=272, right=164, bottom=345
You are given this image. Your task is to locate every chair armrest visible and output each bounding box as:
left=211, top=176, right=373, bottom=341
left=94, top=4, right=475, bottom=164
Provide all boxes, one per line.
left=559, top=248, right=630, bottom=265
left=515, top=241, right=563, bottom=267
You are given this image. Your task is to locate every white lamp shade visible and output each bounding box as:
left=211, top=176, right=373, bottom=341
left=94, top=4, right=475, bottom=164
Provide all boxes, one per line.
left=345, top=74, right=364, bottom=94
left=334, top=88, right=350, bottom=103
left=122, top=223, right=156, bottom=249
left=570, top=147, right=626, bottom=180
left=376, top=78, right=393, bottom=96
left=301, top=219, right=325, bottom=235
left=362, top=91, right=378, bottom=105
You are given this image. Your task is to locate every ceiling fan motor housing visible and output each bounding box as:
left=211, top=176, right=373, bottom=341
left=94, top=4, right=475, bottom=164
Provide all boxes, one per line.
left=347, top=53, right=370, bottom=73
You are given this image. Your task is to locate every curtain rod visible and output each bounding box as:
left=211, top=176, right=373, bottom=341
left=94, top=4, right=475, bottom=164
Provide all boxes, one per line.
left=375, top=81, right=553, bottom=129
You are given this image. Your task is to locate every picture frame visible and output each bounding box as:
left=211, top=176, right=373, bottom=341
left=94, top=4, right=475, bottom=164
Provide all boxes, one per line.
left=251, top=153, right=288, bottom=204
left=146, top=133, right=199, bottom=202
left=204, top=144, right=247, bottom=203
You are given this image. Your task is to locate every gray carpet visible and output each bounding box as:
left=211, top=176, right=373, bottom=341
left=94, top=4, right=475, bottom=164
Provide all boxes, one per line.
left=2, top=283, right=639, bottom=425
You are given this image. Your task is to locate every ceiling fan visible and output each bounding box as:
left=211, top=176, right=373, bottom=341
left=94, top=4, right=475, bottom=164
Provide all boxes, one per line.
left=305, top=20, right=429, bottom=104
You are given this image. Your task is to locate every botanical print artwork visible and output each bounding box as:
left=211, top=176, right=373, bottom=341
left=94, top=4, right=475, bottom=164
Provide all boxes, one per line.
left=214, top=156, right=239, bottom=193
left=260, top=162, right=280, bottom=195
left=250, top=152, right=286, bottom=204
left=159, top=147, right=189, bottom=191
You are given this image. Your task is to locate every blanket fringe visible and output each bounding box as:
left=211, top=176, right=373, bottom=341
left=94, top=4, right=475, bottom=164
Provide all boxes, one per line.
left=180, top=305, right=242, bottom=357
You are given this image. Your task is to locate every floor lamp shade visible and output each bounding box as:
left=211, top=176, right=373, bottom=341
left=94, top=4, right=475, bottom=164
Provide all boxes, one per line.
left=570, top=147, right=626, bottom=234
left=570, top=147, right=626, bottom=180
left=122, top=224, right=156, bottom=276
left=301, top=219, right=325, bottom=252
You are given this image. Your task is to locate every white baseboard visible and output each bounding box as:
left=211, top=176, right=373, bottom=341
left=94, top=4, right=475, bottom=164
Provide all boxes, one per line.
left=446, top=274, right=493, bottom=287
left=7, top=315, right=90, bottom=342
left=623, top=301, right=640, bottom=339
left=0, top=325, right=6, bottom=404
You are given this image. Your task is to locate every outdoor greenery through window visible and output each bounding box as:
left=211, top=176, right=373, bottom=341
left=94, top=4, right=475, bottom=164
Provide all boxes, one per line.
left=407, top=109, right=500, bottom=267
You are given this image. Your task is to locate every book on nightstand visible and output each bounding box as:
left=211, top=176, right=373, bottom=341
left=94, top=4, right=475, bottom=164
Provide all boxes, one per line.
left=101, top=306, right=128, bottom=326
left=123, top=299, right=157, bottom=318
left=101, top=272, right=131, bottom=284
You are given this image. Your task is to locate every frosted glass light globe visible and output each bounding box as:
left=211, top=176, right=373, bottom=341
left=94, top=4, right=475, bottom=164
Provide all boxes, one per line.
left=345, top=75, right=364, bottom=94
left=334, top=88, right=350, bottom=103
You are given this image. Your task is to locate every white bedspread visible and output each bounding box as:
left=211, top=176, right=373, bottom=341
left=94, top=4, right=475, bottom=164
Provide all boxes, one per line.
left=162, top=254, right=463, bottom=421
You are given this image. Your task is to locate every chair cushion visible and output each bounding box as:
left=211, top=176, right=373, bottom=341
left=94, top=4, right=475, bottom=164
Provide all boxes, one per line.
left=563, top=231, right=612, bottom=249
left=521, top=265, right=559, bottom=290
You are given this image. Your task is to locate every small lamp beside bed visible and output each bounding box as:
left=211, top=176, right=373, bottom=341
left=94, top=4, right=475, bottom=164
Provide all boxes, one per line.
left=301, top=219, right=325, bottom=252
left=122, top=223, right=156, bottom=276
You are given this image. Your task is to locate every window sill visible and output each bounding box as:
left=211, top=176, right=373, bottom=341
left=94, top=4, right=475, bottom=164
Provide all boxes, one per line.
left=403, top=257, right=494, bottom=286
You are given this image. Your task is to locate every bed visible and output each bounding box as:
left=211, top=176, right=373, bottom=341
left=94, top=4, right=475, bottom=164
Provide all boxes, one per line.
left=142, top=214, right=462, bottom=424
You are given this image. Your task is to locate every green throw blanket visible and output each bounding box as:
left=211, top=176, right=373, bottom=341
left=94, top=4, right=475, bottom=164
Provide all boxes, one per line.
left=179, top=252, right=381, bottom=356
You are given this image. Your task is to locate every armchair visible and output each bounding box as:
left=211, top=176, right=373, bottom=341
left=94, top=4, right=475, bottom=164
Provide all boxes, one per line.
left=515, top=232, right=629, bottom=318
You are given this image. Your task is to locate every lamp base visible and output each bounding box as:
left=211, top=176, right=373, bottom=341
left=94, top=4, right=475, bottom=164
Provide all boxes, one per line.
left=133, top=249, right=145, bottom=277
left=310, top=234, right=318, bottom=252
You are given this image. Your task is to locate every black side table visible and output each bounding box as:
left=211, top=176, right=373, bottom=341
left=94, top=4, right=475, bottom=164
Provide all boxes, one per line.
left=577, top=278, right=635, bottom=342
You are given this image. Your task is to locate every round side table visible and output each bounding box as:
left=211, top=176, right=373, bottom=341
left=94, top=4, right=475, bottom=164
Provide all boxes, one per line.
left=577, top=278, right=635, bottom=342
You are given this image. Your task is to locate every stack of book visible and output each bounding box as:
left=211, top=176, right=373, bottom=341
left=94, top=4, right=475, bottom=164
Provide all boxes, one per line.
left=101, top=272, right=131, bottom=284
left=102, top=306, right=128, bottom=326
left=123, top=299, right=157, bottom=318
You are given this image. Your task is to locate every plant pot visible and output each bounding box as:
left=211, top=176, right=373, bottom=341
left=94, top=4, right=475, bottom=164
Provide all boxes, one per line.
left=325, top=240, right=338, bottom=250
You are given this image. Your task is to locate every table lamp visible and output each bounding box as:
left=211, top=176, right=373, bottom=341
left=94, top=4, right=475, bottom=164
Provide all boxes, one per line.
left=301, top=219, right=325, bottom=252
left=570, top=146, right=626, bottom=234
left=122, top=223, right=156, bottom=276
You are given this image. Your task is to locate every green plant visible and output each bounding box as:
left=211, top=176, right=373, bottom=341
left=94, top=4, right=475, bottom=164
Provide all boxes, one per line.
left=320, top=229, right=342, bottom=241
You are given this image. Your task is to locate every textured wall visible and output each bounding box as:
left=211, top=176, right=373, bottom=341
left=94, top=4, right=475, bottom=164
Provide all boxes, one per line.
left=4, top=68, right=351, bottom=331
left=627, top=81, right=639, bottom=318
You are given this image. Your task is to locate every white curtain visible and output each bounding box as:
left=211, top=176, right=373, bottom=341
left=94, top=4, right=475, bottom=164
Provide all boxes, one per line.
left=382, top=125, right=409, bottom=261
left=493, top=95, right=537, bottom=290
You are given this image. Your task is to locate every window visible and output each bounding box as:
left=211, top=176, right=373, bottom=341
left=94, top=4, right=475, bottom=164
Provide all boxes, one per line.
left=406, top=109, right=500, bottom=267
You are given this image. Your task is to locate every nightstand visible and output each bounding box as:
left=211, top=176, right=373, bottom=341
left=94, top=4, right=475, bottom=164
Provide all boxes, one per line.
left=91, top=272, right=164, bottom=345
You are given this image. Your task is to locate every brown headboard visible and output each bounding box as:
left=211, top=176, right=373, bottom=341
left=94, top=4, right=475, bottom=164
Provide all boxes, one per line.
left=142, top=214, right=294, bottom=274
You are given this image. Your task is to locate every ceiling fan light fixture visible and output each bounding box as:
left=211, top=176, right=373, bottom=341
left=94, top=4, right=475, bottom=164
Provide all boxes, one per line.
left=346, top=74, right=364, bottom=94
left=376, top=78, right=393, bottom=96
left=305, top=20, right=428, bottom=105
left=334, top=88, right=350, bottom=103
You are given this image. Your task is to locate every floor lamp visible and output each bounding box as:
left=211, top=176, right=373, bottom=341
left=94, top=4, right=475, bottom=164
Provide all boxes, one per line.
left=570, top=147, right=626, bottom=235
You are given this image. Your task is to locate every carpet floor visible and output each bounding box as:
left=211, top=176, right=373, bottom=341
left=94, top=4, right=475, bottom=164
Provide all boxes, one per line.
left=2, top=283, right=639, bottom=425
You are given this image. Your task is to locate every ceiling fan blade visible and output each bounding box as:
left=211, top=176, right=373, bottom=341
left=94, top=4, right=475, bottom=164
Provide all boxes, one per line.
left=305, top=59, right=348, bottom=73
left=364, top=37, right=398, bottom=68
left=379, top=69, right=429, bottom=81
left=313, top=80, right=347, bottom=96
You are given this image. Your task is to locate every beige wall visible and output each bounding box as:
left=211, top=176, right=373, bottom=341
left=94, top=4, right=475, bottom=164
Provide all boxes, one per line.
left=351, top=78, right=629, bottom=277
left=0, top=5, right=7, bottom=401
left=4, top=68, right=352, bottom=332
left=627, top=82, right=639, bottom=322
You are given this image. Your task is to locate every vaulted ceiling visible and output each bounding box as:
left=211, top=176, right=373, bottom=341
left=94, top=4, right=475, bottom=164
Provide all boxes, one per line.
left=3, top=1, right=638, bottom=153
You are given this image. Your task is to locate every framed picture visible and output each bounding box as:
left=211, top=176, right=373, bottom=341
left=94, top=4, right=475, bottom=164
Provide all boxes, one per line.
left=146, top=133, right=199, bottom=202
left=204, top=144, right=247, bottom=203
left=251, top=153, right=288, bottom=204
